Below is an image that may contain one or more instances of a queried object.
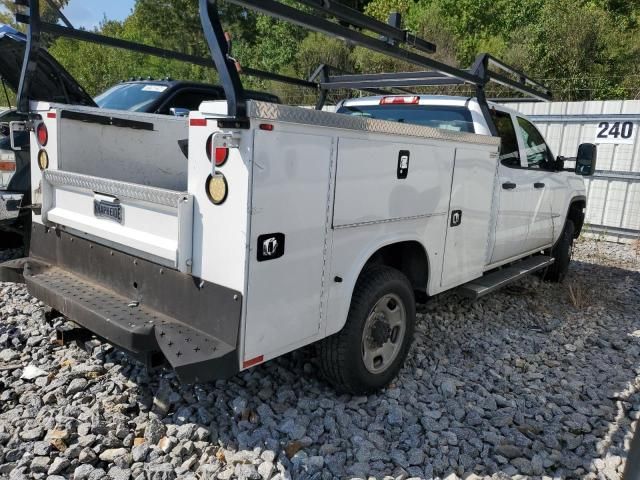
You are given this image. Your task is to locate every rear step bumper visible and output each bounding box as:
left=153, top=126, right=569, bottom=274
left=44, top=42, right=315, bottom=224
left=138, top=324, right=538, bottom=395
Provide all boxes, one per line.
left=2, top=223, right=242, bottom=383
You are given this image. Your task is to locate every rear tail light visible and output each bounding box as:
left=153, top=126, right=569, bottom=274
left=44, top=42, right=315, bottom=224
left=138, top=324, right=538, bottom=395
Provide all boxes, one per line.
left=36, top=122, right=48, bottom=146
left=0, top=151, right=15, bottom=172
left=206, top=134, right=229, bottom=167
left=214, top=147, right=229, bottom=166
left=205, top=173, right=228, bottom=205
left=380, top=96, right=420, bottom=105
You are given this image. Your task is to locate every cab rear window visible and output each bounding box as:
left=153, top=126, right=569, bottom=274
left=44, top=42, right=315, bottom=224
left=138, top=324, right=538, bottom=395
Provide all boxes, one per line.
left=337, top=104, right=475, bottom=133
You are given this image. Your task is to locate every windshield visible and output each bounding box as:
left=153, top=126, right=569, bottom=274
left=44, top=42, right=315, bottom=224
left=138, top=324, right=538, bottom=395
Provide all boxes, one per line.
left=337, top=104, right=475, bottom=133
left=95, top=83, right=169, bottom=112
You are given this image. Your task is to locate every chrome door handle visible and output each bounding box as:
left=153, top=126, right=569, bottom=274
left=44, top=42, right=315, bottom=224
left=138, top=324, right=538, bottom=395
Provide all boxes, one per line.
left=502, top=182, right=517, bottom=190
left=534, top=182, right=545, bottom=189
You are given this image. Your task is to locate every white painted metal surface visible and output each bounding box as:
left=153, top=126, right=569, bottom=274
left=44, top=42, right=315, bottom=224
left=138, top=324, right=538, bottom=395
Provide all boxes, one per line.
left=187, top=111, right=251, bottom=293
left=507, top=100, right=640, bottom=241
left=440, top=147, right=496, bottom=289
left=333, top=137, right=454, bottom=227
left=41, top=172, right=193, bottom=271
left=244, top=128, right=334, bottom=361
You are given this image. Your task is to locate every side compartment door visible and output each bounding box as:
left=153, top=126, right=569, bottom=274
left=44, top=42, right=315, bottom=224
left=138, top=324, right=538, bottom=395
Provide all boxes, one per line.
left=440, top=146, right=497, bottom=289
left=243, top=129, right=334, bottom=362
left=514, top=116, right=555, bottom=251
left=489, top=110, right=531, bottom=264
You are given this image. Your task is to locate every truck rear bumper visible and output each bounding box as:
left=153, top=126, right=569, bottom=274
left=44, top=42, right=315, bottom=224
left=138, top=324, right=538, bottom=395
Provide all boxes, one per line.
left=0, top=191, right=23, bottom=223
left=1, top=223, right=242, bottom=383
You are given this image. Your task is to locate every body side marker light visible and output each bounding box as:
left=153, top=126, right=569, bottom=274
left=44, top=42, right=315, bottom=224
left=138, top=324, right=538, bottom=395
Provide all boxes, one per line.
left=243, top=355, right=264, bottom=369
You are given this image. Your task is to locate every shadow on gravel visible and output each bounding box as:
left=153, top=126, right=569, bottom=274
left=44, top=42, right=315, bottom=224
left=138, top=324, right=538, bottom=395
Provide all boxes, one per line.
left=1, top=246, right=639, bottom=480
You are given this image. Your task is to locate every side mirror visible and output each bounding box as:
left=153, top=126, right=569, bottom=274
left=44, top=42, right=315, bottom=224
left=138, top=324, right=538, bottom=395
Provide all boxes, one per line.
left=575, top=143, right=597, bottom=176
left=170, top=107, right=190, bottom=117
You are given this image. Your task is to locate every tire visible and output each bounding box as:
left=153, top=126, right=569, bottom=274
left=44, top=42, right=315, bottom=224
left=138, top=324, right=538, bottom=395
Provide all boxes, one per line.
left=543, top=219, right=575, bottom=283
left=318, top=265, right=416, bottom=394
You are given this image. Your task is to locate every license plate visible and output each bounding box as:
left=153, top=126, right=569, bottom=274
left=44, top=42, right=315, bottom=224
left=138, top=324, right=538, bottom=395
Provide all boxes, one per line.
left=94, top=199, right=123, bottom=223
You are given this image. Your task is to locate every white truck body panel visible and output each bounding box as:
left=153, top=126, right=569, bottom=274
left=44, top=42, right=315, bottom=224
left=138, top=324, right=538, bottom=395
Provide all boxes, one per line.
left=24, top=96, right=587, bottom=376
left=244, top=128, right=334, bottom=360
left=440, top=147, right=498, bottom=289
left=333, top=137, right=454, bottom=227
left=31, top=102, right=194, bottom=272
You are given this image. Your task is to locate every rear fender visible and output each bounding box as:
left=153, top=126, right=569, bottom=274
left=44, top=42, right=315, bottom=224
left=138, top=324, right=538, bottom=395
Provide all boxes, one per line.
left=325, top=234, right=430, bottom=338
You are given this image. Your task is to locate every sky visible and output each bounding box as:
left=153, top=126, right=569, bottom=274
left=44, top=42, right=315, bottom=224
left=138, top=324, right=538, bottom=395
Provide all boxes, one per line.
left=61, top=0, right=134, bottom=29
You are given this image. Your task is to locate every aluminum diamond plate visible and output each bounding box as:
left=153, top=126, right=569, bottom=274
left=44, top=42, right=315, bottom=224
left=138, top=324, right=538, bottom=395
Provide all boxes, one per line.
left=43, top=170, right=189, bottom=208
left=247, top=101, right=500, bottom=147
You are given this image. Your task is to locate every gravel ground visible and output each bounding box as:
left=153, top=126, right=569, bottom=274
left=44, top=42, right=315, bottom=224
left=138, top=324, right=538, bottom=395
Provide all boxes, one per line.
left=0, top=239, right=639, bottom=480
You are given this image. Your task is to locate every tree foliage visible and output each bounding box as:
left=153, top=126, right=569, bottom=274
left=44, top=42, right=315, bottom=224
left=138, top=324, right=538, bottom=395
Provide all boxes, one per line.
left=0, top=0, right=69, bottom=29
left=24, top=0, right=640, bottom=101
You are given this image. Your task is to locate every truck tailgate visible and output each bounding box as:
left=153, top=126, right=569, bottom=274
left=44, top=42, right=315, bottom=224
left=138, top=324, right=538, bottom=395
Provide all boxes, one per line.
left=41, top=170, right=193, bottom=272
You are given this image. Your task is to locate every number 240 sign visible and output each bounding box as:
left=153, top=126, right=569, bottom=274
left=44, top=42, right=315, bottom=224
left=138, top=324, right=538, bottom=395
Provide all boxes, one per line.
left=595, top=121, right=636, bottom=144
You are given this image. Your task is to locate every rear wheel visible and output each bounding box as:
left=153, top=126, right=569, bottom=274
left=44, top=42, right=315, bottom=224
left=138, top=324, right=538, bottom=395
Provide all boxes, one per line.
left=543, top=219, right=575, bottom=283
left=318, top=265, right=416, bottom=394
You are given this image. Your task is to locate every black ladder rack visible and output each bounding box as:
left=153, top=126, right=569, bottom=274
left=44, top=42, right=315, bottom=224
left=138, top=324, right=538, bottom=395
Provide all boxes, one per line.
left=15, top=0, right=551, bottom=124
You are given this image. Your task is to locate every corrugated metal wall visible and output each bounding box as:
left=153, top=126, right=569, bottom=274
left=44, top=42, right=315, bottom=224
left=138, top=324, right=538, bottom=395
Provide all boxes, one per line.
left=508, top=100, right=640, bottom=243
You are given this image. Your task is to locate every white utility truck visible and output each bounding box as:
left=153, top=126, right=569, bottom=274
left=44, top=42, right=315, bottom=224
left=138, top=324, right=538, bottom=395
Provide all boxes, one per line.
left=1, top=0, right=596, bottom=393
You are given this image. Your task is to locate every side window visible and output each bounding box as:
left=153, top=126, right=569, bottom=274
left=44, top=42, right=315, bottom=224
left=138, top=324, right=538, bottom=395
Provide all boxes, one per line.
left=158, top=89, right=223, bottom=114
left=490, top=109, right=520, bottom=167
left=516, top=117, right=555, bottom=170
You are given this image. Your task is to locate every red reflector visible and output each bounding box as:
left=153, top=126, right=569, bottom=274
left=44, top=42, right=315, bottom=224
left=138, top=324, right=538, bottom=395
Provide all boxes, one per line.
left=0, top=161, right=15, bottom=172
left=206, top=134, right=229, bottom=166
left=259, top=123, right=274, bottom=131
left=36, top=122, right=48, bottom=147
left=380, top=96, right=420, bottom=105
left=214, top=147, right=229, bottom=166
left=190, top=118, right=207, bottom=127
left=47, top=112, right=56, bottom=118
left=243, top=355, right=264, bottom=369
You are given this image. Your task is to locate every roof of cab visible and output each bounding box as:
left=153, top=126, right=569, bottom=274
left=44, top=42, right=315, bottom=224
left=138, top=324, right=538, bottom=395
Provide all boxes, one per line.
left=339, top=94, right=528, bottom=117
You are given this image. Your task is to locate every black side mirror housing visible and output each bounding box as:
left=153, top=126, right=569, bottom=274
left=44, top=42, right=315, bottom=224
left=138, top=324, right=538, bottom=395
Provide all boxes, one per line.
left=554, top=156, right=565, bottom=171
left=575, top=143, right=597, bottom=176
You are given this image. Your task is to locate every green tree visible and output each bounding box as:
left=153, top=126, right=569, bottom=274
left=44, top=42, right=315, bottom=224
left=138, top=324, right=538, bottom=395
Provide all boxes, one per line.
left=0, top=0, right=69, bottom=29
left=35, top=0, right=640, bottom=101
